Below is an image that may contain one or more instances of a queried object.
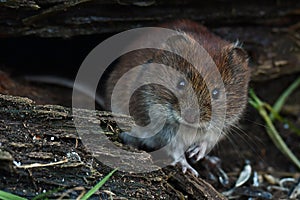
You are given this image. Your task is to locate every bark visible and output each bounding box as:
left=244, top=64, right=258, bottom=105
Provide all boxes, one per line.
left=0, top=94, right=226, bottom=199
left=1, top=0, right=300, bottom=81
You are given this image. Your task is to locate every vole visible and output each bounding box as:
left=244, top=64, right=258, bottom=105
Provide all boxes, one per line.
left=25, top=20, right=250, bottom=176
left=104, top=20, right=250, bottom=176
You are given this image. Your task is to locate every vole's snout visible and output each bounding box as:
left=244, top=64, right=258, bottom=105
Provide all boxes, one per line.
left=182, top=108, right=199, bottom=124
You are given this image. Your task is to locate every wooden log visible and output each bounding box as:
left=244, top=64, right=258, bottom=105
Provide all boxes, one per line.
left=0, top=93, right=226, bottom=199
left=1, top=1, right=300, bottom=81
left=0, top=0, right=299, bottom=38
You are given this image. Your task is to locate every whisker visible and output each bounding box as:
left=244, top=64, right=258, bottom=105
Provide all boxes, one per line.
left=210, top=121, right=268, bottom=167
left=243, top=118, right=269, bottom=129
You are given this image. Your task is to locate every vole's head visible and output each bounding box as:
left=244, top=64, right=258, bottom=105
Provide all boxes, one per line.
left=129, top=34, right=249, bottom=131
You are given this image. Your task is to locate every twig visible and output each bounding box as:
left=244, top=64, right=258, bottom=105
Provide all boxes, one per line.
left=16, top=159, right=69, bottom=169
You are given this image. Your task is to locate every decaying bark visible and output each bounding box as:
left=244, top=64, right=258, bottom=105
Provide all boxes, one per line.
left=1, top=0, right=300, bottom=81
left=0, top=94, right=226, bottom=199
left=0, top=0, right=299, bottom=38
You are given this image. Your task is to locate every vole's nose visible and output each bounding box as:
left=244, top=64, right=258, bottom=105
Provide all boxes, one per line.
left=182, top=108, right=199, bottom=124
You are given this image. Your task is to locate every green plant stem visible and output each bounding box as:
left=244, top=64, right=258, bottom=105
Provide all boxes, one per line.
left=260, top=105, right=300, bottom=169
left=0, top=191, right=27, bottom=200
left=271, top=77, right=300, bottom=121
left=265, top=104, right=300, bottom=136
left=249, top=89, right=300, bottom=170
left=81, top=168, right=118, bottom=200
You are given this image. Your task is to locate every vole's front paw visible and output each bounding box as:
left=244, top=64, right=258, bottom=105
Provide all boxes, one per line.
left=186, top=142, right=207, bottom=162
left=172, top=156, right=199, bottom=177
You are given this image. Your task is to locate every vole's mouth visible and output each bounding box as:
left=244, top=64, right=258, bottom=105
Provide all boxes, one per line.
left=171, top=109, right=208, bottom=129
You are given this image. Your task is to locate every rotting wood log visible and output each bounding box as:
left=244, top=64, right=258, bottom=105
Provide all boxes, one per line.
left=1, top=1, right=300, bottom=81
left=0, top=93, right=227, bottom=199
left=0, top=0, right=299, bottom=38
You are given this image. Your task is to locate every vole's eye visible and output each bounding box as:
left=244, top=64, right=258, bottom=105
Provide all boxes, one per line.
left=177, top=78, right=187, bottom=90
left=146, top=59, right=153, bottom=63
left=212, top=88, right=220, bottom=99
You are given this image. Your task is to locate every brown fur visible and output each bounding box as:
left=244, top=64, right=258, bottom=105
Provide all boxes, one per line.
left=104, top=20, right=250, bottom=175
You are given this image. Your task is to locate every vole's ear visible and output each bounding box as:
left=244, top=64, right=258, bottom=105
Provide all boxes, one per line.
left=227, top=43, right=249, bottom=68
left=221, top=44, right=250, bottom=84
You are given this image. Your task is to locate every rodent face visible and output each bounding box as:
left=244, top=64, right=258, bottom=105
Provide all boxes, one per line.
left=165, top=34, right=250, bottom=130
left=107, top=26, right=249, bottom=135
left=128, top=37, right=249, bottom=131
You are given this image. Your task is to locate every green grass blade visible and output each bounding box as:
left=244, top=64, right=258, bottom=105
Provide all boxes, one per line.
left=81, top=168, right=117, bottom=200
left=0, top=190, right=28, bottom=200
left=249, top=89, right=300, bottom=170
left=260, top=106, right=300, bottom=169
left=271, top=76, right=300, bottom=121
left=265, top=104, right=300, bottom=136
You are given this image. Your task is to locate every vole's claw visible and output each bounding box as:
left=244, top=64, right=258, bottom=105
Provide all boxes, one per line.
left=175, top=156, right=199, bottom=177
left=182, top=163, right=199, bottom=177
left=186, top=142, right=207, bottom=161
left=187, top=146, right=201, bottom=158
